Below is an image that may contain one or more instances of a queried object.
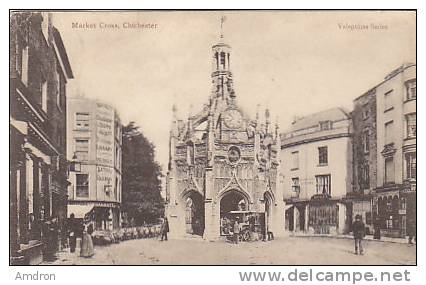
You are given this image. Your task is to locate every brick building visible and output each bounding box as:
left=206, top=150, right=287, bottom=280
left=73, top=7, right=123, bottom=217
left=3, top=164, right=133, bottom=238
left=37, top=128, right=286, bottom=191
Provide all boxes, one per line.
left=10, top=12, right=73, bottom=264
left=349, top=88, right=377, bottom=234
left=349, top=63, right=416, bottom=238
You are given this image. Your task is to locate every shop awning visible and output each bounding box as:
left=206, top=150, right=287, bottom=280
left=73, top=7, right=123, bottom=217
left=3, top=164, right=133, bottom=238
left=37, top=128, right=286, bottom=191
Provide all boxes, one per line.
left=68, top=204, right=94, bottom=219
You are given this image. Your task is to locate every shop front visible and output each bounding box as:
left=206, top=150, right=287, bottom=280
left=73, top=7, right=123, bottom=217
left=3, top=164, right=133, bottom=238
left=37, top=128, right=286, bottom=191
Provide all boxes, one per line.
left=286, top=195, right=347, bottom=235
left=68, top=202, right=120, bottom=231
left=373, top=181, right=416, bottom=238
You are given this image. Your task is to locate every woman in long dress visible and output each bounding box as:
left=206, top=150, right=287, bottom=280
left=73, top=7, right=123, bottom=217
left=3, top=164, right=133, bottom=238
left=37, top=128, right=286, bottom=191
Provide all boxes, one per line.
left=80, top=223, right=94, bottom=258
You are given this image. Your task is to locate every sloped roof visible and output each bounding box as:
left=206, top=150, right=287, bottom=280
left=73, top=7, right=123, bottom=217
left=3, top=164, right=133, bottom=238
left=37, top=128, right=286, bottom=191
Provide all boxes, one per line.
left=287, top=107, right=350, bottom=132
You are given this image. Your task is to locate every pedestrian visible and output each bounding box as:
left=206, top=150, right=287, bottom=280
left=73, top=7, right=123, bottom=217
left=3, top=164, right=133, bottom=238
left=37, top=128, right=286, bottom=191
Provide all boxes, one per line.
left=373, top=216, right=381, bottom=240
left=233, top=217, right=240, bottom=244
left=80, top=223, right=94, bottom=258
left=407, top=217, right=416, bottom=244
left=68, top=213, right=78, bottom=253
left=160, top=217, right=169, bottom=241
left=352, top=214, right=366, bottom=255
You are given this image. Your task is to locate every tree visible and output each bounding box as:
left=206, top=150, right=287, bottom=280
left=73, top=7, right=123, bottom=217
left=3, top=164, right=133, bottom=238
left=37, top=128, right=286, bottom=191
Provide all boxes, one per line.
left=122, top=122, right=164, bottom=225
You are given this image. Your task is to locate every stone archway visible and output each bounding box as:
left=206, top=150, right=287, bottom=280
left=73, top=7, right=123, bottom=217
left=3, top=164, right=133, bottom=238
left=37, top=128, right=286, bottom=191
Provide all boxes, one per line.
left=219, top=189, right=250, bottom=236
left=182, top=190, right=205, bottom=236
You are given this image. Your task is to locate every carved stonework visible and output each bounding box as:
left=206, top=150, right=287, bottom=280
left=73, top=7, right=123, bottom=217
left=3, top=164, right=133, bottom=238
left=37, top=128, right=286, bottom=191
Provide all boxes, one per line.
left=166, top=35, right=282, bottom=239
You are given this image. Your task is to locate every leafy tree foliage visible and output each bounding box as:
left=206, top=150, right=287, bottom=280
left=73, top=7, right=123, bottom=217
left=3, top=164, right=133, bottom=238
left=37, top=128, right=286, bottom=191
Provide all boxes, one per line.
left=122, top=122, right=164, bottom=225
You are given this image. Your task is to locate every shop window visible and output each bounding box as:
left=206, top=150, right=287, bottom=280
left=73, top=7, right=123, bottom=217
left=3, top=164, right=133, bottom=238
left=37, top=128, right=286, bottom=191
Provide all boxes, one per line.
left=400, top=198, right=406, bottom=210
left=76, top=174, right=89, bottom=197
left=366, top=212, right=372, bottom=225
left=318, top=146, right=328, bottom=165
left=406, top=113, right=416, bottom=138
left=386, top=216, right=394, bottom=229
left=315, top=174, right=331, bottom=195
left=308, top=204, right=338, bottom=226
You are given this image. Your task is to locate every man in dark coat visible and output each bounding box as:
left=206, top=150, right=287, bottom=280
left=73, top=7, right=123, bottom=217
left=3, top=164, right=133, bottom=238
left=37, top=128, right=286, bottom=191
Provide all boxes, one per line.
left=68, top=213, right=80, bottom=253
left=406, top=217, right=416, bottom=244
left=352, top=214, right=366, bottom=255
left=373, top=216, right=381, bottom=240
left=161, top=218, right=169, bottom=241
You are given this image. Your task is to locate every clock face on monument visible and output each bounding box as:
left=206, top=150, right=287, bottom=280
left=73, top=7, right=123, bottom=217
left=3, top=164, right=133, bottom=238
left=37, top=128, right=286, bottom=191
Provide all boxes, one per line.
left=223, top=109, right=243, bottom=129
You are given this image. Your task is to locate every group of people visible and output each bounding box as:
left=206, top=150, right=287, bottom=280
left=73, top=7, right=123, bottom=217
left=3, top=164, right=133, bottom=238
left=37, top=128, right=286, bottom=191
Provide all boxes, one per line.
left=223, top=215, right=274, bottom=244
left=68, top=213, right=94, bottom=258
left=67, top=215, right=170, bottom=258
left=352, top=214, right=416, bottom=256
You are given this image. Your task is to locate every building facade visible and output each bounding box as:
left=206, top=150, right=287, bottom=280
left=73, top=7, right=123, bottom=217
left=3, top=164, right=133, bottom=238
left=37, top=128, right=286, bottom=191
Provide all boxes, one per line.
left=350, top=88, right=377, bottom=234
left=10, top=12, right=73, bottom=264
left=281, top=108, right=352, bottom=235
left=374, top=63, right=416, bottom=238
left=166, top=36, right=285, bottom=240
left=67, top=97, right=122, bottom=231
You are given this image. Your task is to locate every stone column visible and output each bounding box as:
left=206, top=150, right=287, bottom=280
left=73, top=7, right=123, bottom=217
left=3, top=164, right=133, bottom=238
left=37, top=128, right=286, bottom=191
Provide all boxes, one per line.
left=203, top=167, right=218, bottom=240
left=273, top=199, right=286, bottom=238
left=293, top=206, right=299, bottom=232
left=337, top=202, right=346, bottom=235
left=305, top=204, right=309, bottom=232
left=203, top=200, right=213, bottom=240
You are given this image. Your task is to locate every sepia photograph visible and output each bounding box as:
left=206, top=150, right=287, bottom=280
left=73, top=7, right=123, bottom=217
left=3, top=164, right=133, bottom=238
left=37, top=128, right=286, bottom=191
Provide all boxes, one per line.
left=9, top=10, right=416, bottom=266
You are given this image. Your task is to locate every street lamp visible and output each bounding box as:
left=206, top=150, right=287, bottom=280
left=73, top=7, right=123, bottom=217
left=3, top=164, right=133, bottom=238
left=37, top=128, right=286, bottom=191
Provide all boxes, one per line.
left=69, top=153, right=81, bottom=172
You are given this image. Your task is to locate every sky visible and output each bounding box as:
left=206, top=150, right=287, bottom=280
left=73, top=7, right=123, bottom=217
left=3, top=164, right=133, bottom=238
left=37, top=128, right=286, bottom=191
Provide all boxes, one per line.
left=52, top=11, right=416, bottom=173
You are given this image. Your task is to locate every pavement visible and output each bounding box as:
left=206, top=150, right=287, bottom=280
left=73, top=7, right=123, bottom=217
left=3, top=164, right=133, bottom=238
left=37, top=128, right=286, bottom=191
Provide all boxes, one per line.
left=42, top=235, right=416, bottom=265
left=291, top=233, right=410, bottom=244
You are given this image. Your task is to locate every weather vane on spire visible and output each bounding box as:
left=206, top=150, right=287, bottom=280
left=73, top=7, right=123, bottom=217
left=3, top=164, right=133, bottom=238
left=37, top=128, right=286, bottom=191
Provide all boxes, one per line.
left=220, top=15, right=226, bottom=38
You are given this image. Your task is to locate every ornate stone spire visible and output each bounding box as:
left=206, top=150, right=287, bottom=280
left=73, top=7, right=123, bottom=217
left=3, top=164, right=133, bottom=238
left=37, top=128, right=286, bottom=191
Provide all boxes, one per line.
left=211, top=16, right=235, bottom=106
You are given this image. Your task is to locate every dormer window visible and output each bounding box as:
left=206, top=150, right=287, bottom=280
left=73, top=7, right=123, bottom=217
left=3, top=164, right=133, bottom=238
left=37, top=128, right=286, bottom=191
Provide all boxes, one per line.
left=319, top=121, right=332, bottom=131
